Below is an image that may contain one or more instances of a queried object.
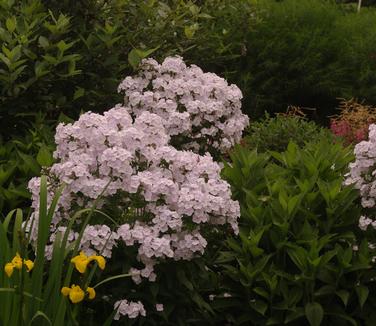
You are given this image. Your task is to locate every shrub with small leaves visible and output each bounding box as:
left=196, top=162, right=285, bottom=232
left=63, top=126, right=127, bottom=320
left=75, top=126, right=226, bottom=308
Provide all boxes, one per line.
left=330, top=99, right=376, bottom=144
left=243, top=110, right=332, bottom=153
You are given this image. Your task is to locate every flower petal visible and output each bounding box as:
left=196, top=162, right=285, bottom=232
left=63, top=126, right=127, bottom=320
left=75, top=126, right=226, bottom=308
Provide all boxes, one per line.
left=4, top=263, right=14, bottom=277
left=11, top=253, right=23, bottom=269
left=61, top=287, right=71, bottom=297
left=69, top=285, right=85, bottom=303
left=24, top=259, right=34, bottom=272
left=89, top=255, right=106, bottom=270
left=86, top=287, right=96, bottom=300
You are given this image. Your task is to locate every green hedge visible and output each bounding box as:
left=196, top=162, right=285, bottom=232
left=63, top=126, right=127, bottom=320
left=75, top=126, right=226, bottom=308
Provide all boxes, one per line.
left=236, top=0, right=376, bottom=121
left=0, top=0, right=255, bottom=138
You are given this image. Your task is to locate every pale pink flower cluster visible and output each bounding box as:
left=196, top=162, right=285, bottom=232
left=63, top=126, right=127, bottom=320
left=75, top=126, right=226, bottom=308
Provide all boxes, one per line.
left=359, top=215, right=376, bottom=231
left=118, top=56, right=249, bottom=156
left=345, top=124, right=376, bottom=230
left=80, top=225, right=119, bottom=258
left=114, top=299, right=146, bottom=320
left=27, top=102, right=241, bottom=319
left=27, top=59, right=246, bottom=319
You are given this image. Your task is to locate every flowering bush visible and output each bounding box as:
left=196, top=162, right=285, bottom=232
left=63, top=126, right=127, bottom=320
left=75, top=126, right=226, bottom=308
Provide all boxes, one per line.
left=26, top=59, right=244, bottom=320
left=118, top=56, right=249, bottom=158
left=330, top=99, right=376, bottom=144
left=345, top=124, right=376, bottom=226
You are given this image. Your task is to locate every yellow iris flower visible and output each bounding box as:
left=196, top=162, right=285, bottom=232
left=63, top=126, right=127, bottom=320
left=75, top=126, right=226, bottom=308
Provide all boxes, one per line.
left=61, top=285, right=96, bottom=303
left=4, top=253, right=34, bottom=277
left=86, top=287, right=96, bottom=300
left=70, top=252, right=106, bottom=274
left=23, top=259, right=34, bottom=272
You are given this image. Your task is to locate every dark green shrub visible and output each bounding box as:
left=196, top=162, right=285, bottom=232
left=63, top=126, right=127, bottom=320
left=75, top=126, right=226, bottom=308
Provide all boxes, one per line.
left=0, top=0, right=256, bottom=138
left=244, top=113, right=334, bottom=153
left=0, top=116, right=54, bottom=214
left=237, top=0, right=376, bottom=121
left=337, top=8, right=376, bottom=105
left=239, top=0, right=349, bottom=119
left=214, top=140, right=376, bottom=325
left=0, top=0, right=83, bottom=135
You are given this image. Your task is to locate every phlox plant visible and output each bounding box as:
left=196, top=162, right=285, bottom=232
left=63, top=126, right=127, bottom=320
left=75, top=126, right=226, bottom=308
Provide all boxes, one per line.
left=0, top=176, right=125, bottom=326
left=26, top=57, right=245, bottom=322
left=345, top=123, right=376, bottom=228
left=118, top=56, right=249, bottom=160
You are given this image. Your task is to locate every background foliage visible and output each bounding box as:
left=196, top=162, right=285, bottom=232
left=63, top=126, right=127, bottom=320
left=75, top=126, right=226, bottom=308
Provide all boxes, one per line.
left=217, top=140, right=376, bottom=325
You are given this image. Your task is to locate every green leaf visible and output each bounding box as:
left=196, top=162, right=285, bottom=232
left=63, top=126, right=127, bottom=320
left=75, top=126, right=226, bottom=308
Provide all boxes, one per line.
left=128, top=46, right=160, bottom=70
left=287, top=287, right=303, bottom=306
left=73, top=87, right=85, bottom=100
left=325, top=313, right=357, bottom=326
left=285, top=308, right=305, bottom=324
left=35, top=61, right=49, bottom=78
left=37, top=146, right=53, bottom=167
left=336, top=290, right=349, bottom=307
left=135, top=46, right=160, bottom=59
left=355, top=285, right=369, bottom=309
left=0, top=53, right=10, bottom=67
left=250, top=299, right=268, bottom=315
left=17, top=151, right=41, bottom=174
left=184, top=26, right=195, bottom=39
left=305, top=302, right=323, bottom=326
left=253, top=287, right=269, bottom=299
left=315, top=285, right=335, bottom=297
left=57, top=112, right=74, bottom=124
left=6, top=17, right=16, bottom=33
left=38, top=36, right=49, bottom=49
left=286, top=246, right=307, bottom=271
left=128, top=49, right=141, bottom=70
left=177, top=269, right=193, bottom=291
left=29, top=311, right=52, bottom=326
left=287, top=194, right=301, bottom=216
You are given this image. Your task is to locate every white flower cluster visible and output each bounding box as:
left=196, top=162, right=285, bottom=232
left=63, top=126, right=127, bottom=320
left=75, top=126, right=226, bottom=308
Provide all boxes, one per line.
left=28, top=102, right=241, bottom=319
left=118, top=56, right=249, bottom=156
left=345, top=124, right=376, bottom=229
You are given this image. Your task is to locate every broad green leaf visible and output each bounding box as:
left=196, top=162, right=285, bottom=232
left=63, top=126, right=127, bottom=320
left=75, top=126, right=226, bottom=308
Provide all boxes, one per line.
left=128, top=46, right=160, bottom=70
left=305, top=302, right=323, bottom=326
left=5, top=17, right=16, bottom=33
left=73, top=87, right=85, bottom=100
left=250, top=299, right=268, bottom=315
left=128, top=48, right=141, bottom=70
left=336, top=290, right=349, bottom=307
left=286, top=246, right=307, bottom=271
left=29, top=311, right=52, bottom=326
left=37, top=146, right=53, bottom=167
left=135, top=46, right=160, bottom=59
left=355, top=285, right=369, bottom=309
left=325, top=313, right=357, bottom=326
left=253, top=287, right=269, bottom=299
left=285, top=308, right=305, bottom=324
left=184, top=25, right=195, bottom=39
left=38, top=36, right=49, bottom=49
